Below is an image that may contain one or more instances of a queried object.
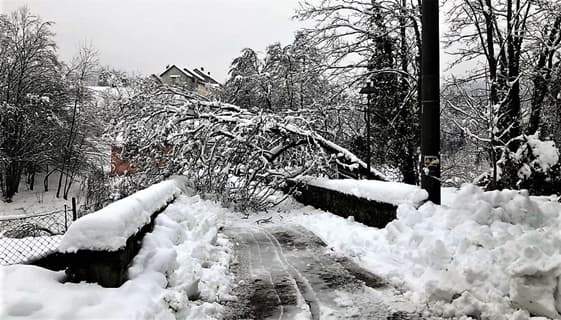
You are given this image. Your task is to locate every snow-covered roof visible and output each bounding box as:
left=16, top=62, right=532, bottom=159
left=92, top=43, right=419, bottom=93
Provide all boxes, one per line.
left=192, top=68, right=220, bottom=85
left=160, top=65, right=200, bottom=82
left=159, top=64, right=220, bottom=85
left=183, top=68, right=206, bottom=82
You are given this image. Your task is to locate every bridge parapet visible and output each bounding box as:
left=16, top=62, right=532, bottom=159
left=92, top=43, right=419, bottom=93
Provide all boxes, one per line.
left=30, top=177, right=188, bottom=287
left=287, top=177, right=428, bottom=228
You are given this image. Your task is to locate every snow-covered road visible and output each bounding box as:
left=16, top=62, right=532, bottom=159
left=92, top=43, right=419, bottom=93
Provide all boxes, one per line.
left=221, top=224, right=421, bottom=320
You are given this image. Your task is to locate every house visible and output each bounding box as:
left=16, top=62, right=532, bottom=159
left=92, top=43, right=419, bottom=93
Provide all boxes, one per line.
left=157, top=65, right=221, bottom=97
left=109, top=65, right=222, bottom=176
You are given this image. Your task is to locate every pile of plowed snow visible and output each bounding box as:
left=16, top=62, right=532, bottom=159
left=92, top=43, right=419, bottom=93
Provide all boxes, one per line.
left=292, top=184, right=561, bottom=320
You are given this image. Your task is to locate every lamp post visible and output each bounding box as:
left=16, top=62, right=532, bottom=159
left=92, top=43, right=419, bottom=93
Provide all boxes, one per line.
left=360, top=78, right=376, bottom=173
left=420, top=0, right=441, bottom=204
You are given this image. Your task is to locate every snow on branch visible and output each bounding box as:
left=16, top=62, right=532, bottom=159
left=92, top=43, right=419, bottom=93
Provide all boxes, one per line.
left=113, top=82, right=387, bottom=210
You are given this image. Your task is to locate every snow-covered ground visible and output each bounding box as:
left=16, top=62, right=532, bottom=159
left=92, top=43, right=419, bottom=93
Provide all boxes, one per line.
left=0, top=194, right=233, bottom=319
left=289, top=185, right=561, bottom=320
left=2, top=181, right=560, bottom=319
left=0, top=173, right=82, bottom=217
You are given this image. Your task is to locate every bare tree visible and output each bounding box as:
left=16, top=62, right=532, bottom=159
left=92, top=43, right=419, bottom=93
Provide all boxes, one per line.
left=444, top=0, right=561, bottom=191
left=295, top=0, right=423, bottom=184
left=0, top=7, right=64, bottom=201
left=56, top=45, right=99, bottom=199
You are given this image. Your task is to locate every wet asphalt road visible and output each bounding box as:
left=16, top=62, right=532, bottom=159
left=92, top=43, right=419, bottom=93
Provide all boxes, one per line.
left=221, top=225, right=422, bottom=320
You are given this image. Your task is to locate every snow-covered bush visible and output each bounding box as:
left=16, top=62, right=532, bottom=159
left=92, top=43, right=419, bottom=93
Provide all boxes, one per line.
left=494, top=133, right=561, bottom=195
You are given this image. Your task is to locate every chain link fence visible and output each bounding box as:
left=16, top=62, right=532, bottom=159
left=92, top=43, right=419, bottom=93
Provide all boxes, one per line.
left=0, top=209, right=74, bottom=265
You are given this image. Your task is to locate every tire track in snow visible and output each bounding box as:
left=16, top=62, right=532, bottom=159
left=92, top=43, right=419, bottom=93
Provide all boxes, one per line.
left=223, top=227, right=302, bottom=319
left=222, top=225, right=422, bottom=320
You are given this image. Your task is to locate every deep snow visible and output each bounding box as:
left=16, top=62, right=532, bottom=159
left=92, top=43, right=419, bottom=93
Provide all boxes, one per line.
left=0, top=194, right=233, bottom=320
left=2, top=182, right=560, bottom=319
left=0, top=173, right=82, bottom=217
left=290, top=185, right=561, bottom=320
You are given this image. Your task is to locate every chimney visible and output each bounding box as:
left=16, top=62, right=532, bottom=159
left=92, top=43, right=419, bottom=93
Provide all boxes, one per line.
left=200, top=67, right=204, bottom=72
left=208, top=72, right=211, bottom=76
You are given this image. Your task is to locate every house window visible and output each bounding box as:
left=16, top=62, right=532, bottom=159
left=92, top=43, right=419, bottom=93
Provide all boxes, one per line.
left=169, top=75, right=180, bottom=85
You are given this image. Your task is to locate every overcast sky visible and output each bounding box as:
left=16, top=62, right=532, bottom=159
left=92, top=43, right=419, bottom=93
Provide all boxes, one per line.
left=2, top=0, right=304, bottom=82
left=1, top=0, right=459, bottom=82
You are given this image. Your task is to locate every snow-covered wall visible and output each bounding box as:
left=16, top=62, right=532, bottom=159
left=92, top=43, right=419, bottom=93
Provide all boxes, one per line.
left=58, top=177, right=187, bottom=253
left=296, top=176, right=428, bottom=206
left=287, top=178, right=424, bottom=228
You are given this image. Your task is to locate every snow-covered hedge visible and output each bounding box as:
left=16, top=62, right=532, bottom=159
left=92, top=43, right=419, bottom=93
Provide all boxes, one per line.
left=296, top=176, right=428, bottom=206
left=58, top=177, right=187, bottom=253
left=293, top=185, right=561, bottom=319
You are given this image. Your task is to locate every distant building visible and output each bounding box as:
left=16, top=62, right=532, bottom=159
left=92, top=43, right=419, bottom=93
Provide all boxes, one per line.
left=156, top=65, right=221, bottom=97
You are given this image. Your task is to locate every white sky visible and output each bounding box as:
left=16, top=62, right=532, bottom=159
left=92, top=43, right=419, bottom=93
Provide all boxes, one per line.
left=1, top=0, right=458, bottom=82
left=2, top=0, right=303, bottom=82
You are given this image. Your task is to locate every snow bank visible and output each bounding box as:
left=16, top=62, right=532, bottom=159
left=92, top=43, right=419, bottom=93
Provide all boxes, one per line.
left=297, top=176, right=428, bottom=206
left=160, top=195, right=234, bottom=318
left=291, top=185, right=561, bottom=319
left=58, top=177, right=186, bottom=253
left=0, top=194, right=232, bottom=319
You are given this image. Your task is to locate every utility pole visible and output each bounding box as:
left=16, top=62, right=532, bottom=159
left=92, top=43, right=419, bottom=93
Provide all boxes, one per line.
left=421, top=0, right=441, bottom=204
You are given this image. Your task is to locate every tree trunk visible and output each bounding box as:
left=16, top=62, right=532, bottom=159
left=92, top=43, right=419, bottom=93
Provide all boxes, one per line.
left=528, top=16, right=561, bottom=135
left=400, top=151, right=418, bottom=185
left=28, top=169, right=35, bottom=191
left=4, top=161, right=22, bottom=201
left=505, top=0, right=522, bottom=149
left=44, top=165, right=51, bottom=192
left=56, top=170, right=65, bottom=198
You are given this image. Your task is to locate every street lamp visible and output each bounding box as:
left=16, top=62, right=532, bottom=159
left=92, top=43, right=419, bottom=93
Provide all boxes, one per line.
left=360, top=75, right=376, bottom=173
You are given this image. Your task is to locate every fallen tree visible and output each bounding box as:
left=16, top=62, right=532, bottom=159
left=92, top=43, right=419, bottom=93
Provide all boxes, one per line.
left=110, top=81, right=386, bottom=210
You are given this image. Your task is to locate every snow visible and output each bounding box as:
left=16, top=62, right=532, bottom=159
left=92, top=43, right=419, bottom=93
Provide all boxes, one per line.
left=58, top=177, right=186, bottom=253
left=0, top=194, right=233, bottom=320
left=296, top=176, right=428, bottom=206
left=280, top=123, right=388, bottom=180
left=4, top=174, right=560, bottom=319
left=526, top=133, right=560, bottom=173
left=289, top=184, right=561, bottom=319
left=0, top=173, right=82, bottom=217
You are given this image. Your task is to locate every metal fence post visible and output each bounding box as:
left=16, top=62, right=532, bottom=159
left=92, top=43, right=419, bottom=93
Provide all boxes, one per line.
left=72, top=197, right=77, bottom=221
left=64, top=204, right=68, bottom=230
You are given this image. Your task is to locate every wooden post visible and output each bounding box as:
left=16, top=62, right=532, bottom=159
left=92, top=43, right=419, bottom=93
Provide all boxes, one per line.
left=72, top=197, right=77, bottom=221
